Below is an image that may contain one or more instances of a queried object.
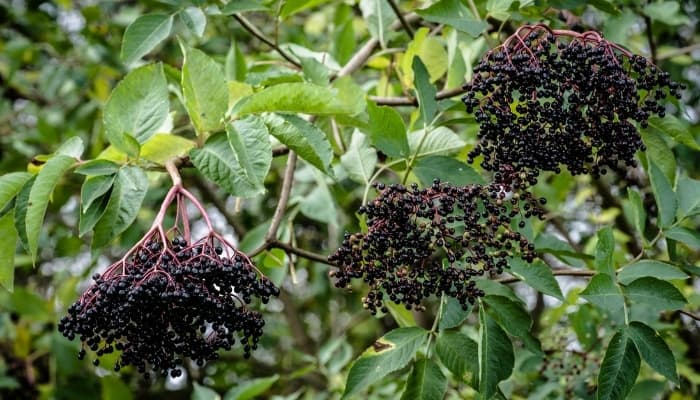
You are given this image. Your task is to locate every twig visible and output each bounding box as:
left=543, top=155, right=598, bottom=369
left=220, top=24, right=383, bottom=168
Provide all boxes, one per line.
left=369, top=86, right=467, bottom=106
left=269, top=239, right=335, bottom=266
left=333, top=38, right=379, bottom=79
left=658, top=43, right=700, bottom=60
left=497, top=268, right=595, bottom=284
left=386, top=0, right=414, bottom=38
left=680, top=310, right=700, bottom=322
left=643, top=15, right=657, bottom=63
left=265, top=152, right=297, bottom=242
left=233, top=14, right=301, bottom=68
left=272, top=146, right=290, bottom=157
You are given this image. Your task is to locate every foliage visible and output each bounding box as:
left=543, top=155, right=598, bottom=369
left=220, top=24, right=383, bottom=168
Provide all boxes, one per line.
left=1, top=1, right=699, bottom=399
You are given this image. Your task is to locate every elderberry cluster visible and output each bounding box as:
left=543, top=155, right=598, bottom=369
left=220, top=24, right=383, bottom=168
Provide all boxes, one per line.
left=329, top=179, right=544, bottom=313
left=463, top=24, right=683, bottom=179
left=58, top=234, right=279, bottom=379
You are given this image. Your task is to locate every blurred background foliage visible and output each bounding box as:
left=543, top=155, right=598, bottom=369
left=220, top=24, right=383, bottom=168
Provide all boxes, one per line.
left=0, top=0, right=699, bottom=399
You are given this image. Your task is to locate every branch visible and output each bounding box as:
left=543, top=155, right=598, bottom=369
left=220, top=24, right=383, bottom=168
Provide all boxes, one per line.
left=233, top=14, right=301, bottom=68
left=333, top=38, right=379, bottom=80
left=272, top=146, right=290, bottom=157
left=680, top=310, right=700, bottom=322
left=369, top=86, right=467, bottom=106
left=386, top=0, right=414, bottom=39
left=658, top=43, right=700, bottom=60
left=265, top=152, right=297, bottom=242
left=269, top=239, right=335, bottom=266
left=643, top=15, right=657, bottom=63
left=497, top=268, right=595, bottom=284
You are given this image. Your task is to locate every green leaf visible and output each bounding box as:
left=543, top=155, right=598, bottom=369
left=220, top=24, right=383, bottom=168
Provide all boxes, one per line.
left=179, top=7, right=206, bottom=38
left=300, top=56, right=329, bottom=85
left=439, top=297, right=471, bottom=330
left=484, top=295, right=541, bottom=354
left=340, top=131, right=377, bottom=184
left=595, top=227, right=615, bottom=276
left=416, top=0, right=488, bottom=37
left=588, top=0, right=620, bottom=15
left=623, top=277, right=686, bottom=312
left=342, top=327, right=427, bottom=399
left=190, top=122, right=272, bottom=198
left=92, top=166, right=148, bottom=248
left=103, top=63, right=169, bottom=154
left=262, top=113, right=333, bottom=175
left=664, top=226, right=700, bottom=249
left=0, top=172, right=32, bottom=211
left=280, top=0, right=330, bottom=18
left=56, top=136, right=85, bottom=159
left=192, top=382, right=221, bottom=400
left=412, top=57, right=438, bottom=125
left=223, top=375, right=279, bottom=400
left=648, top=161, right=676, bottom=228
left=642, top=1, right=690, bottom=25
left=141, top=134, right=196, bottom=165
left=230, top=82, right=363, bottom=117
left=300, top=178, right=336, bottom=224
left=641, top=128, right=675, bottom=183
left=677, top=175, right=700, bottom=217
left=617, top=260, right=688, bottom=285
left=0, top=211, right=17, bottom=292
left=628, top=321, right=679, bottom=385
left=508, top=258, right=564, bottom=301
left=385, top=301, right=417, bottom=327
left=436, top=331, right=478, bottom=378
left=400, top=357, right=447, bottom=400
left=74, top=160, right=120, bottom=176
left=627, top=188, right=646, bottom=235
left=358, top=0, right=393, bottom=47
left=401, top=28, right=448, bottom=85
left=647, top=115, right=700, bottom=150
left=366, top=102, right=410, bottom=159
left=26, top=155, right=75, bottom=262
left=478, top=306, right=514, bottom=400
left=414, top=155, right=485, bottom=186
left=408, top=127, right=465, bottom=158
left=120, top=14, right=173, bottom=65
left=79, top=189, right=111, bottom=238
left=221, top=0, right=270, bottom=14
left=597, top=329, right=641, bottom=400
left=580, top=273, right=625, bottom=325
left=102, top=375, right=134, bottom=400
left=182, top=47, right=228, bottom=135
left=81, top=174, right=116, bottom=212
left=225, top=40, right=247, bottom=82
left=13, top=176, right=35, bottom=252
left=486, top=0, right=513, bottom=20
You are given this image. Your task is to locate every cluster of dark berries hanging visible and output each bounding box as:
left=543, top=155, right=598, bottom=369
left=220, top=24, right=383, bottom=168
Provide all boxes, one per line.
left=329, top=179, right=545, bottom=313
left=58, top=185, right=279, bottom=379
left=463, top=24, right=683, bottom=179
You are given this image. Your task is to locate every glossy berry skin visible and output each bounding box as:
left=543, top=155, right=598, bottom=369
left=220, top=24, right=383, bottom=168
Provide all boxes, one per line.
left=329, top=178, right=543, bottom=313
left=462, top=24, right=682, bottom=180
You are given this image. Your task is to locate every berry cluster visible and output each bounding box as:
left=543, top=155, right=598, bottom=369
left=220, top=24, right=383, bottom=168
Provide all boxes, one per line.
left=329, top=179, right=544, bottom=313
left=58, top=186, right=278, bottom=378
left=463, top=24, right=683, bottom=179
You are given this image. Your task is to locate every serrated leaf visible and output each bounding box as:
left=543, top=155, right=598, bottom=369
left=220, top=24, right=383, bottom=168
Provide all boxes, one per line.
left=408, top=127, right=465, bottom=158
left=81, top=174, right=116, bottom=212
left=13, top=176, right=35, bottom=252
left=677, top=175, right=700, bottom=217
left=623, top=277, right=686, bottom=312
left=366, top=102, right=410, bottom=159
left=416, top=0, right=488, bottom=37
left=140, top=134, right=196, bottom=165
left=648, top=161, right=676, bottom=228
left=628, top=321, right=679, bottom=385
left=340, top=131, right=377, bottom=184
left=508, top=258, right=564, bottom=301
left=484, top=295, right=541, bottom=354
left=262, top=113, right=333, bottom=175
left=412, top=57, right=438, bottom=125
left=79, top=189, right=111, bottom=237
left=664, top=226, right=700, bottom=249
left=92, top=166, right=148, bottom=249
left=0, top=211, right=17, bottom=292
left=617, top=260, right=688, bottom=285
left=223, top=375, right=279, bottom=400
left=182, top=47, right=228, bottom=135
left=221, top=0, right=270, bottom=14
left=435, top=331, right=478, bottom=378
left=26, top=155, right=75, bottom=262
left=230, top=82, right=363, bottom=117
left=74, top=160, right=121, bottom=176
left=179, top=7, right=206, bottom=38
left=342, top=327, right=427, bottom=399
left=414, top=155, right=485, bottom=186
left=479, top=306, right=514, bottom=400
left=103, top=63, right=169, bottom=154
left=648, top=115, right=699, bottom=150
left=439, top=297, right=471, bottom=330
left=0, top=172, right=32, bottom=211
left=597, top=329, right=640, bottom=400
left=580, top=273, right=625, bottom=325
left=595, top=227, right=615, bottom=276
left=400, top=357, right=447, bottom=400
left=120, top=14, right=173, bottom=65
left=641, top=127, right=675, bottom=183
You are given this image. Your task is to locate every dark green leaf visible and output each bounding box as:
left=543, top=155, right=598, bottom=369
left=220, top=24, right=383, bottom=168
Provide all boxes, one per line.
left=179, top=7, right=206, bottom=38
left=628, top=321, right=679, bottom=385
left=223, top=375, right=279, bottom=400
left=400, top=357, right=447, bottom=400
left=0, top=172, right=32, bottom=211
left=414, top=156, right=485, bottom=186
left=81, top=174, right=116, bottom=212
left=226, top=116, right=272, bottom=195
left=648, top=115, right=699, bottom=150
left=74, top=160, right=121, bottom=176
left=595, top=227, right=615, bottom=276
left=342, top=327, right=427, bottom=399
left=412, top=57, right=437, bottom=125
left=641, top=127, right=675, bottom=183
left=340, top=131, right=376, bottom=184
left=221, top=0, right=269, bottom=14
left=182, top=47, right=228, bottom=135
left=597, top=329, right=640, bottom=400
left=648, top=161, right=677, bottom=228
left=439, top=297, right=471, bottom=330
left=664, top=226, right=700, bottom=249
left=416, top=0, right=488, bottom=37
left=0, top=211, right=17, bottom=292
left=103, top=63, right=169, bottom=154
left=677, top=175, right=700, bottom=217
left=120, top=14, right=173, bottom=65
left=26, top=155, right=75, bottom=262
left=484, top=295, right=541, bottom=354
left=366, top=102, right=410, bottom=159
left=580, top=273, right=625, bottom=325
left=479, top=306, right=514, bottom=400
left=508, top=258, right=564, bottom=301
left=13, top=176, right=35, bottom=252
left=435, top=331, right=478, bottom=378
left=79, top=189, right=111, bottom=238
left=617, top=260, right=688, bottom=285
left=623, top=277, right=686, bottom=312
left=262, top=113, right=333, bottom=175
left=102, top=375, right=134, bottom=400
